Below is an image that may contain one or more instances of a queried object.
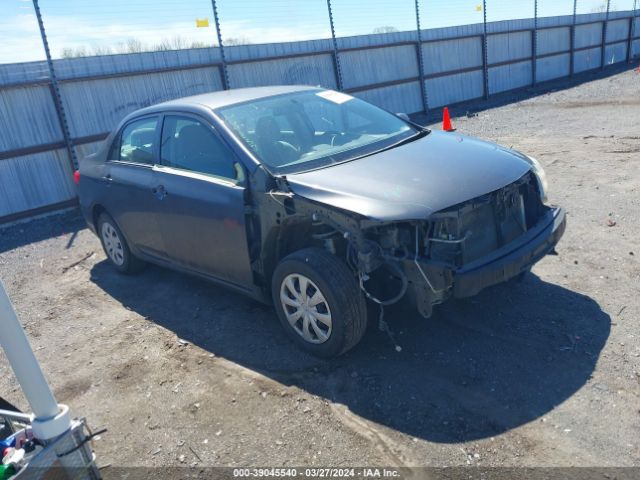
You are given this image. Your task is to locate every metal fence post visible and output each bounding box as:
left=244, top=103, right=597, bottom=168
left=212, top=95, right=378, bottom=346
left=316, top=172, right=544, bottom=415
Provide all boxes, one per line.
left=414, top=0, right=429, bottom=112
left=628, top=0, right=638, bottom=62
left=532, top=0, right=538, bottom=85
left=482, top=0, right=489, bottom=99
left=0, top=280, right=71, bottom=441
left=601, top=0, right=611, bottom=69
left=326, top=0, right=344, bottom=91
left=570, top=0, right=577, bottom=76
left=210, top=0, right=230, bottom=90
left=32, top=0, right=77, bottom=171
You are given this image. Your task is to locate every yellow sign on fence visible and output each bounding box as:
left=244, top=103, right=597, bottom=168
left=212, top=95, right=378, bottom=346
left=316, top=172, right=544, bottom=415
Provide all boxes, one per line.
left=196, top=18, right=210, bottom=28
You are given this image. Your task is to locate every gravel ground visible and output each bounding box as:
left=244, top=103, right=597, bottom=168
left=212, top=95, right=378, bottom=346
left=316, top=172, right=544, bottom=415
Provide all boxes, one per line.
left=0, top=64, right=639, bottom=469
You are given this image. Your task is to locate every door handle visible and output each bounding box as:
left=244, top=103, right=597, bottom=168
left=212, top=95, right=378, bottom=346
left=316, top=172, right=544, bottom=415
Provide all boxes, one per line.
left=152, top=184, right=168, bottom=200
left=100, top=174, right=113, bottom=185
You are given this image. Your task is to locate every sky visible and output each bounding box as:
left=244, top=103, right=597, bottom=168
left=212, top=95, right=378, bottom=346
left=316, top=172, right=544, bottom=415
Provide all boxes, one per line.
left=0, top=0, right=635, bottom=64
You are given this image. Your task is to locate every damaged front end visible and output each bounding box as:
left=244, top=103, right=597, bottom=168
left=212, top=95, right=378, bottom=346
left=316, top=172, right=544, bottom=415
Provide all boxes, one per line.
left=250, top=168, right=565, bottom=319
left=401, top=170, right=565, bottom=317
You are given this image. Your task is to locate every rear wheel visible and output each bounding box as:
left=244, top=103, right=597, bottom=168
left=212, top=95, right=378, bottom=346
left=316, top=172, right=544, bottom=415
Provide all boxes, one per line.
left=272, top=248, right=367, bottom=357
left=97, top=213, right=145, bottom=274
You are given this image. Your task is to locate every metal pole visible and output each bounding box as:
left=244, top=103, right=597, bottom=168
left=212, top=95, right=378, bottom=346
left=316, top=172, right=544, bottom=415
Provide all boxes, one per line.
left=601, top=0, right=611, bottom=69
left=533, top=0, right=538, bottom=85
left=210, top=0, right=230, bottom=90
left=635, top=0, right=639, bottom=58
left=570, top=0, right=577, bottom=76
left=628, top=0, right=638, bottom=62
left=0, top=280, right=70, bottom=441
left=414, top=0, right=429, bottom=112
left=32, top=0, right=77, bottom=171
left=326, top=0, right=344, bottom=91
left=482, top=0, right=489, bottom=99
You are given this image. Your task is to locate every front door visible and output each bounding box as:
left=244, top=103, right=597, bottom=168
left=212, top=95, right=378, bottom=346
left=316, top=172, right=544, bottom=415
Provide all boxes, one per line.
left=151, top=114, right=253, bottom=288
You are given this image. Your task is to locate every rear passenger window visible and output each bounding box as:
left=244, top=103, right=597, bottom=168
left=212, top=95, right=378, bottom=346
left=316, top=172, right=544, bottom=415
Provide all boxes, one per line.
left=160, top=115, right=237, bottom=181
left=119, top=117, right=158, bottom=164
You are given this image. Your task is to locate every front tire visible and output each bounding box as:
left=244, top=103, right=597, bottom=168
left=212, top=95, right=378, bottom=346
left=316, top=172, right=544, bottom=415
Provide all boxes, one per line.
left=97, top=213, right=145, bottom=274
left=272, top=248, right=367, bottom=357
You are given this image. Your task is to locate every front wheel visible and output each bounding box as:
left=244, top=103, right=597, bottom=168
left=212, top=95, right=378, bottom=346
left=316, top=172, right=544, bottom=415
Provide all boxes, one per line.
left=272, top=248, right=367, bottom=357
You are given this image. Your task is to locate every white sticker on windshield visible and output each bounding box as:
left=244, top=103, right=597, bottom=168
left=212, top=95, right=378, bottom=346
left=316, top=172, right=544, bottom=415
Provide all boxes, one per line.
left=316, top=90, right=354, bottom=104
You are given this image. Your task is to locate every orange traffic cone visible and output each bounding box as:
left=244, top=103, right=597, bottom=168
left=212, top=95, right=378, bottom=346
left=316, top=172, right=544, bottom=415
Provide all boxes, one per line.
left=442, top=107, right=455, bottom=132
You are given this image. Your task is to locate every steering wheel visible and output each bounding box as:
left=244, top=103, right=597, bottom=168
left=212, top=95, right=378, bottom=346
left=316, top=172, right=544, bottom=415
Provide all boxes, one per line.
left=322, top=131, right=342, bottom=147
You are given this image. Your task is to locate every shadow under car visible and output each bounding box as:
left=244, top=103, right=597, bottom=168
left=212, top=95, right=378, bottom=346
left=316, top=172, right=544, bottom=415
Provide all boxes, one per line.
left=90, top=261, right=609, bottom=443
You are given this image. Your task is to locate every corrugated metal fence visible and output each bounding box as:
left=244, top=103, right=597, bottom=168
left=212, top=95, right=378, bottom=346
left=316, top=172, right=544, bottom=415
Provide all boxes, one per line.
left=1, top=6, right=639, bottom=224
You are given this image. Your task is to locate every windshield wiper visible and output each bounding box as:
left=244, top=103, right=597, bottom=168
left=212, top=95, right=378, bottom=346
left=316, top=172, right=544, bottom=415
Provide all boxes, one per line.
left=391, top=128, right=430, bottom=148
left=280, top=128, right=430, bottom=174
left=347, top=128, right=430, bottom=162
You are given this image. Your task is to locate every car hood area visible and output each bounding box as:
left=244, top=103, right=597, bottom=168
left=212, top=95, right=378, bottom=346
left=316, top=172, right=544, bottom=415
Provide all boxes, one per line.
left=285, top=130, right=533, bottom=221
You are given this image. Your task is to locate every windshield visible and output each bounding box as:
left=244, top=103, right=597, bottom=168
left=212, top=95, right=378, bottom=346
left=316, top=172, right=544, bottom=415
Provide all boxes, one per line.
left=217, top=89, right=418, bottom=174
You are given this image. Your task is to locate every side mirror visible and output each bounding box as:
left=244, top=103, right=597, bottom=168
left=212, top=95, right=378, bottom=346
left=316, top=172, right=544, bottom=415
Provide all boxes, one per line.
left=396, top=112, right=410, bottom=122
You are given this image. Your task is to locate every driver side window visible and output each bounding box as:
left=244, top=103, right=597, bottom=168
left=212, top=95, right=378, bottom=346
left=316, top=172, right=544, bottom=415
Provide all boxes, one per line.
left=160, top=115, right=238, bottom=181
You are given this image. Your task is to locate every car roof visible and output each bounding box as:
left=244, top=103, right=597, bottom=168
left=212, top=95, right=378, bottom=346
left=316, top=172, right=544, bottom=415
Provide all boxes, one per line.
left=135, top=85, right=320, bottom=116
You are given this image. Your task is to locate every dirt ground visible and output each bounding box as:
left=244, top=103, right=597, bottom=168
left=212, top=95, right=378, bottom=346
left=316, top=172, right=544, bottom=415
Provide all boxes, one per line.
left=1, top=64, right=639, bottom=470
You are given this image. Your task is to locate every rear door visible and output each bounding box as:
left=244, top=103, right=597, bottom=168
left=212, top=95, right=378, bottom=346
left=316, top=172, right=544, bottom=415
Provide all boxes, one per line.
left=151, top=113, right=253, bottom=288
left=103, top=115, right=165, bottom=258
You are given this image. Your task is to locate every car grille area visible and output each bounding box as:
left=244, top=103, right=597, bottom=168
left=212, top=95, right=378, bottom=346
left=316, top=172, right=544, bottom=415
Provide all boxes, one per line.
left=427, top=171, right=545, bottom=267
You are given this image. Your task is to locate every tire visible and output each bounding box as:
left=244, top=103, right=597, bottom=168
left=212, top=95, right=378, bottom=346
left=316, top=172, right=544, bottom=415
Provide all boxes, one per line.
left=272, top=248, right=367, bottom=357
left=97, top=213, right=145, bottom=274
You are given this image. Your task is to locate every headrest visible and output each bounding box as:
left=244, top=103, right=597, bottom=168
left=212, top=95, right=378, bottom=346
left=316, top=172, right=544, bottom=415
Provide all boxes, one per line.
left=255, top=116, right=280, bottom=140
left=130, top=127, right=155, bottom=148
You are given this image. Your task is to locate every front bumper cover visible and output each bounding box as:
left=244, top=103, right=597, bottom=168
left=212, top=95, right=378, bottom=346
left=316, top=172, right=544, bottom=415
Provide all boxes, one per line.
left=402, top=206, right=566, bottom=316
left=452, top=206, right=565, bottom=298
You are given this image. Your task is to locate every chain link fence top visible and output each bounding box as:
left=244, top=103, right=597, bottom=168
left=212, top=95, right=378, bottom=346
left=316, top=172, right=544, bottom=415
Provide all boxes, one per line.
left=216, top=0, right=331, bottom=45
left=5, top=0, right=638, bottom=66
left=35, top=0, right=219, bottom=60
left=0, top=0, right=47, bottom=84
left=535, top=0, right=577, bottom=19
left=607, top=0, right=636, bottom=12
left=0, top=0, right=45, bottom=63
left=575, top=0, right=610, bottom=14
left=484, top=0, right=535, bottom=23
left=419, top=0, right=486, bottom=29
left=329, top=0, right=416, bottom=38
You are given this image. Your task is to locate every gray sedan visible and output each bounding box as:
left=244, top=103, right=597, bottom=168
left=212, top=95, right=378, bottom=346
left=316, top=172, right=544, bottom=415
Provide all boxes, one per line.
left=77, top=86, right=565, bottom=356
